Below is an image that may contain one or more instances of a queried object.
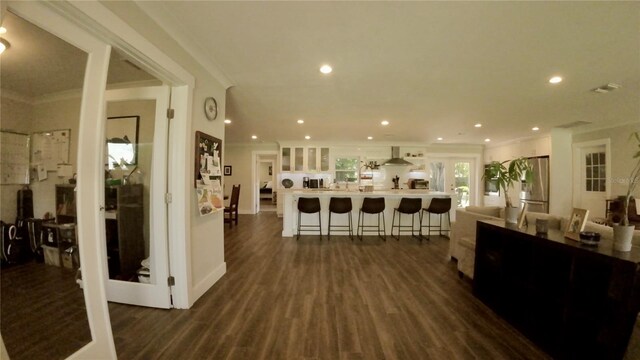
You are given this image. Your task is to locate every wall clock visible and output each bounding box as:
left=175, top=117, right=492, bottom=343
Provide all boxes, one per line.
left=204, top=97, right=218, bottom=121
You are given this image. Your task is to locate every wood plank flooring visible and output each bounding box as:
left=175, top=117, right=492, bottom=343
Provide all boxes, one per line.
left=109, top=212, right=550, bottom=359
left=1, top=260, right=91, bottom=360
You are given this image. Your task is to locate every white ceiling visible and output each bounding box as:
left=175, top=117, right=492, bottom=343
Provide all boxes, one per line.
left=0, top=11, right=156, bottom=100
left=2, top=3, right=638, bottom=146
left=141, top=1, right=639, bottom=145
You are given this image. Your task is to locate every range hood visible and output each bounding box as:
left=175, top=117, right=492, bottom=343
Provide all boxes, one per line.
left=382, top=147, right=414, bottom=166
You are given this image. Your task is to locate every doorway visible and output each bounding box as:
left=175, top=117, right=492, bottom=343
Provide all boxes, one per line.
left=428, top=157, right=477, bottom=208
left=252, top=151, right=278, bottom=214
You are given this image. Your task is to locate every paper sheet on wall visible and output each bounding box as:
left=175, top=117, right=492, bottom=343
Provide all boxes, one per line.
left=31, top=130, right=70, bottom=171
left=0, top=131, right=30, bottom=184
left=196, top=180, right=224, bottom=216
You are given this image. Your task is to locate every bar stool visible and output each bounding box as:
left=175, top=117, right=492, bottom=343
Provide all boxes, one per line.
left=391, top=197, right=422, bottom=240
left=297, top=197, right=322, bottom=240
left=357, top=197, right=386, bottom=241
left=328, top=197, right=353, bottom=240
left=420, top=197, right=452, bottom=240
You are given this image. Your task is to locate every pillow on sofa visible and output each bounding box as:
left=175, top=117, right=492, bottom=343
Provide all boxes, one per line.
left=465, top=206, right=502, bottom=218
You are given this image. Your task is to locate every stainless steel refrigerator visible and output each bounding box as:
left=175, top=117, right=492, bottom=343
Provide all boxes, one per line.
left=520, top=156, right=550, bottom=213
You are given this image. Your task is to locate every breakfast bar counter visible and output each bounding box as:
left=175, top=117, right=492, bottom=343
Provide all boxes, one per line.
left=281, top=189, right=453, bottom=237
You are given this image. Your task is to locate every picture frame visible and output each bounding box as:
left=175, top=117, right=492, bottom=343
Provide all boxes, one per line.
left=195, top=131, right=222, bottom=187
left=106, top=116, right=139, bottom=168
left=224, top=165, right=232, bottom=176
left=564, top=208, right=589, bottom=241
left=517, top=202, right=528, bottom=229
left=268, top=165, right=272, bottom=176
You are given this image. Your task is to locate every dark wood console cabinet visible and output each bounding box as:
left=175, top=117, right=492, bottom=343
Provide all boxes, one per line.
left=474, top=220, right=640, bottom=359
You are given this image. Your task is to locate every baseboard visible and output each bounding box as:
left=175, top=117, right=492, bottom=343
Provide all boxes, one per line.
left=190, top=262, right=226, bottom=307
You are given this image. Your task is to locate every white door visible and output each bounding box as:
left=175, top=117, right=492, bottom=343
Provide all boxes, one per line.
left=104, top=86, right=172, bottom=308
left=428, top=158, right=475, bottom=208
left=574, top=144, right=610, bottom=218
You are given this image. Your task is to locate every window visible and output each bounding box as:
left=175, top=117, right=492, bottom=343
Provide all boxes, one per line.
left=335, top=157, right=359, bottom=182
left=585, top=152, right=606, bottom=192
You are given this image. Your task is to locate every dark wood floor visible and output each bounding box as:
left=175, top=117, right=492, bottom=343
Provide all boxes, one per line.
left=109, top=212, right=550, bottom=359
left=1, top=260, right=91, bottom=360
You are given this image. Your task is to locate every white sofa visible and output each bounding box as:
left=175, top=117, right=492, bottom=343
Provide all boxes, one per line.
left=450, top=206, right=640, bottom=279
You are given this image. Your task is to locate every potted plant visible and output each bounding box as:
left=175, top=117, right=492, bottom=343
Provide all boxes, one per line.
left=613, top=131, right=640, bottom=251
left=483, top=157, right=533, bottom=223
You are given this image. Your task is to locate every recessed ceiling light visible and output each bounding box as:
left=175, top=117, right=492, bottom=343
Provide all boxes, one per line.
left=484, top=138, right=491, bottom=142
left=251, top=135, right=257, bottom=140
left=474, top=123, right=482, bottom=128
left=532, top=126, right=540, bottom=131
left=0, top=27, right=6, bottom=35
left=381, top=120, right=389, bottom=126
left=367, top=136, right=373, bottom=140
left=320, top=64, right=332, bottom=74
left=305, top=135, right=311, bottom=140
left=224, top=119, right=231, bottom=124
left=0, top=38, right=10, bottom=54
left=549, top=76, right=563, bottom=84
left=437, top=137, right=443, bottom=141
left=297, top=119, right=304, bottom=124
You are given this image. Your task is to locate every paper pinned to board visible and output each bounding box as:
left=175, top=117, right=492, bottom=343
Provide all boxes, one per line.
left=57, top=163, right=73, bottom=177
left=196, top=179, right=224, bottom=216
left=37, top=165, right=47, bottom=181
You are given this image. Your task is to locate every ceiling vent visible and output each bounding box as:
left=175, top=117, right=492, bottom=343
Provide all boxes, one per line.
left=382, top=147, right=414, bottom=166
left=592, top=83, right=621, bottom=94
left=557, top=121, right=592, bottom=129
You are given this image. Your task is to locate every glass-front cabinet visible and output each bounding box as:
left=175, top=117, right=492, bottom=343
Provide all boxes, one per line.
left=281, top=147, right=291, bottom=172
left=294, top=147, right=304, bottom=171
left=307, top=147, right=317, bottom=171
left=280, top=145, right=331, bottom=172
left=320, top=147, right=330, bottom=171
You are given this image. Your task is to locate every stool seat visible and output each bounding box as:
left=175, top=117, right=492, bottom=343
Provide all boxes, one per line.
left=328, top=197, right=353, bottom=240
left=420, top=197, right=452, bottom=240
left=297, top=197, right=322, bottom=240
left=391, top=198, right=422, bottom=240
left=357, top=197, right=386, bottom=241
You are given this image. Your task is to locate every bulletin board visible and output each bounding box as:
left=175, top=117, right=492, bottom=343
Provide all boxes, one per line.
left=31, top=129, right=70, bottom=171
left=0, top=131, right=30, bottom=185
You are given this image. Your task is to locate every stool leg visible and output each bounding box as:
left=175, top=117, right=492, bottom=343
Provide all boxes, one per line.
left=396, top=212, right=401, bottom=241
left=391, top=210, right=397, bottom=240
left=357, top=210, right=363, bottom=241
left=328, top=212, right=332, bottom=240
left=318, top=211, right=322, bottom=240
left=381, top=212, right=386, bottom=241
left=297, top=211, right=301, bottom=240
left=348, top=212, right=353, bottom=240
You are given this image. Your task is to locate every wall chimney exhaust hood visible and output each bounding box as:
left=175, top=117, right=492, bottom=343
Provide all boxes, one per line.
left=382, top=147, right=413, bottom=166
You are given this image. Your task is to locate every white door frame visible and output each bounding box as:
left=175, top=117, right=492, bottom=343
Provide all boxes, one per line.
left=7, top=1, right=196, bottom=358
left=572, top=139, right=612, bottom=217
left=252, top=150, right=278, bottom=214
left=256, top=158, right=276, bottom=212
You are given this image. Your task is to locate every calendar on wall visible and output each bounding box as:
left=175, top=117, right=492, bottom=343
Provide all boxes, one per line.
left=31, top=129, right=70, bottom=171
left=0, top=131, right=30, bottom=185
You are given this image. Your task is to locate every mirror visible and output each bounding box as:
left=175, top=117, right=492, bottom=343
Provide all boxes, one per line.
left=106, top=115, right=139, bottom=169
left=0, top=10, right=92, bottom=359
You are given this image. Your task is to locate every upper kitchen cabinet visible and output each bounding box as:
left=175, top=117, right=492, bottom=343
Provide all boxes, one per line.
left=280, top=145, right=330, bottom=172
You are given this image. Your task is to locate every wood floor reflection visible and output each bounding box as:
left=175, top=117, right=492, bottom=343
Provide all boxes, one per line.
left=1, top=261, right=90, bottom=360
left=109, top=212, right=550, bottom=359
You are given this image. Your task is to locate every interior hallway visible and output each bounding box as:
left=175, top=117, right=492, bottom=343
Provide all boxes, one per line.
left=108, top=212, right=548, bottom=359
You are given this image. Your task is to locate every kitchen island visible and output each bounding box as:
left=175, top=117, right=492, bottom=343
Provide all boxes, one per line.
left=281, top=189, right=453, bottom=237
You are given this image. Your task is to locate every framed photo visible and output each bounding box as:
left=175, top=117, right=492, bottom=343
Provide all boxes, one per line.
left=564, top=208, right=589, bottom=241
left=268, top=165, right=272, bottom=176
left=224, top=165, right=232, bottom=176
left=195, top=131, right=222, bottom=188
left=517, top=202, right=528, bottom=229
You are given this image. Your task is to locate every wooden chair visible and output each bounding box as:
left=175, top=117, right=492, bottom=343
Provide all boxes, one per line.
left=224, top=185, right=240, bottom=227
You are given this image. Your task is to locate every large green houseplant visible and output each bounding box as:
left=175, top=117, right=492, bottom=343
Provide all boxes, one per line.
left=613, top=131, right=640, bottom=251
left=483, top=157, right=533, bottom=223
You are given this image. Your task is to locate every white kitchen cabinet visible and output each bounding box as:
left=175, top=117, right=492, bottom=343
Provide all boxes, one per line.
left=280, top=145, right=330, bottom=173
